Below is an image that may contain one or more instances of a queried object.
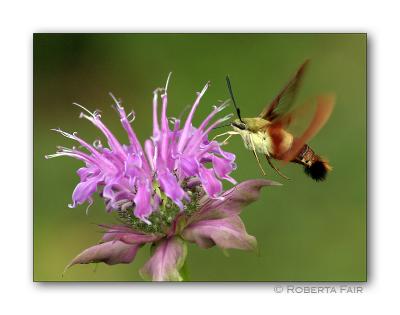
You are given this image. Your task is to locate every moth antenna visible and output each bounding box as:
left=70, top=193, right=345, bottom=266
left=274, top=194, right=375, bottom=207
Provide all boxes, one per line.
left=226, top=75, right=244, bottom=123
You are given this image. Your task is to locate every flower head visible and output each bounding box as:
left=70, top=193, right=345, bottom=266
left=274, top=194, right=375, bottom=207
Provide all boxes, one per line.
left=48, top=75, right=280, bottom=281
left=46, top=74, right=236, bottom=226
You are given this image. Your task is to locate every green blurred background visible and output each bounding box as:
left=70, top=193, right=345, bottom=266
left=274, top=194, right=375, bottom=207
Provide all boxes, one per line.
left=33, top=34, right=366, bottom=281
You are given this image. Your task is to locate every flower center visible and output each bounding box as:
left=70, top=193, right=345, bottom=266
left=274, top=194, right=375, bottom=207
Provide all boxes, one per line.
left=115, top=180, right=205, bottom=234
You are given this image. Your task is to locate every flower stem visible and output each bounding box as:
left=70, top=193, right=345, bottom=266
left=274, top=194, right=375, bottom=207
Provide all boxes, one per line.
left=179, top=259, right=190, bottom=281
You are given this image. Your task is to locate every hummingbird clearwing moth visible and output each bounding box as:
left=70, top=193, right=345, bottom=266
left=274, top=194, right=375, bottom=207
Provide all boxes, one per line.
left=216, top=60, right=335, bottom=181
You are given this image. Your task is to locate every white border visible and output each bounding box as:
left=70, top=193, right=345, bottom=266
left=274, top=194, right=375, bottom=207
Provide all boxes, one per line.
left=1, top=0, right=398, bottom=314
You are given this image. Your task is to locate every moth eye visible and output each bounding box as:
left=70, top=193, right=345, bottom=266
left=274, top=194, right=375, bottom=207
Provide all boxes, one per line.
left=232, top=121, right=247, bottom=130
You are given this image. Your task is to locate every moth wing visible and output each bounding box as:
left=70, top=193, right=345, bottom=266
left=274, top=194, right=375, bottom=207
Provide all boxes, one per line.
left=280, top=94, right=335, bottom=162
left=259, top=60, right=309, bottom=121
left=259, top=94, right=335, bottom=161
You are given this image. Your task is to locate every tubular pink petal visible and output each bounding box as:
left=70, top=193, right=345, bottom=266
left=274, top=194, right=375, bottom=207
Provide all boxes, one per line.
left=124, top=153, right=144, bottom=178
left=198, top=140, right=236, bottom=162
left=133, top=180, right=153, bottom=220
left=186, top=114, right=234, bottom=155
left=197, top=100, right=230, bottom=132
left=109, top=94, right=151, bottom=173
left=45, top=150, right=99, bottom=167
left=212, top=155, right=237, bottom=183
left=77, top=165, right=100, bottom=181
left=144, top=139, right=155, bottom=170
left=158, top=170, right=187, bottom=210
left=160, top=94, right=170, bottom=162
left=169, top=119, right=181, bottom=170
left=152, top=89, right=161, bottom=140
left=102, top=178, right=135, bottom=206
left=179, top=156, right=199, bottom=177
left=70, top=173, right=104, bottom=208
left=198, top=166, right=223, bottom=198
left=53, top=129, right=117, bottom=171
left=202, top=113, right=234, bottom=136
left=114, top=101, right=147, bottom=155
left=177, top=82, right=210, bottom=153
left=79, top=112, right=127, bottom=159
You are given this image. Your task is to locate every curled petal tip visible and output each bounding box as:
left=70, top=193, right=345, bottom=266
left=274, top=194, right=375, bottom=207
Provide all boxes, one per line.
left=248, top=178, right=282, bottom=187
left=217, top=100, right=230, bottom=111
left=165, top=72, right=172, bottom=91
left=65, top=241, right=140, bottom=271
left=183, top=216, right=257, bottom=251
left=199, top=81, right=210, bottom=94
left=264, top=179, right=283, bottom=186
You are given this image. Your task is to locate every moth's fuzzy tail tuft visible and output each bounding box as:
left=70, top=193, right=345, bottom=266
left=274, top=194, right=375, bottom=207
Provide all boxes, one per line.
left=304, top=158, right=332, bottom=181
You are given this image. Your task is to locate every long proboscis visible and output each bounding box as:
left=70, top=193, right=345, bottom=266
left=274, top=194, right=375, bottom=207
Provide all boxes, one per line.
left=226, top=75, right=244, bottom=122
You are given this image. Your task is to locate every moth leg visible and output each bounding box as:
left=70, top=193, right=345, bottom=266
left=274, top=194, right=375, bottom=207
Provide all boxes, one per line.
left=249, top=135, right=266, bottom=176
left=212, top=131, right=239, bottom=142
left=265, top=155, right=290, bottom=180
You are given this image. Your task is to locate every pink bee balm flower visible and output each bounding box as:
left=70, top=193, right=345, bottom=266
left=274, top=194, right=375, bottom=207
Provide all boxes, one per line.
left=47, top=75, right=280, bottom=280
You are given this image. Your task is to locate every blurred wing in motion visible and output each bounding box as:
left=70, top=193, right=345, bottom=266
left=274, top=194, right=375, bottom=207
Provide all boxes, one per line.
left=280, top=94, right=336, bottom=162
left=259, top=59, right=309, bottom=121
